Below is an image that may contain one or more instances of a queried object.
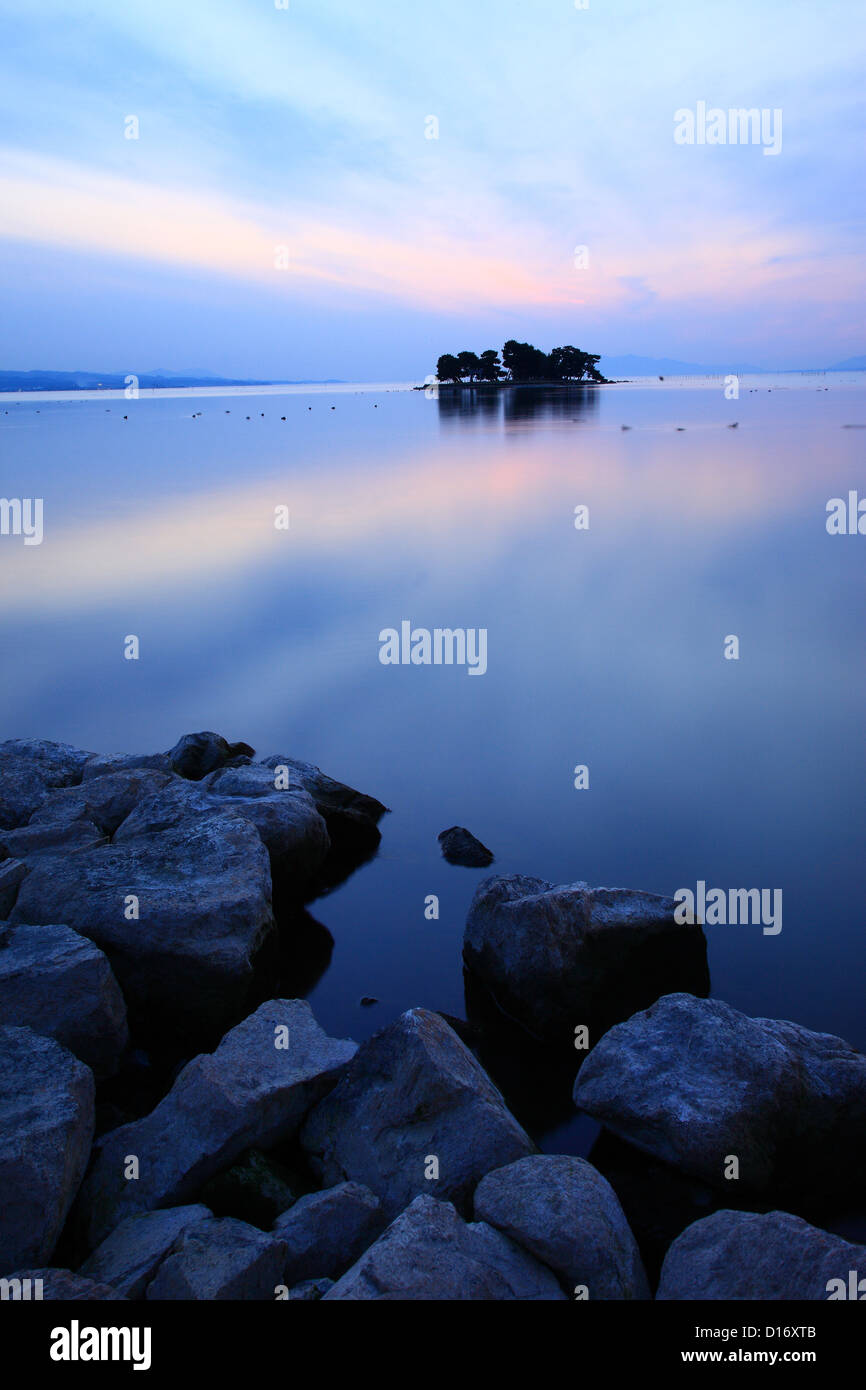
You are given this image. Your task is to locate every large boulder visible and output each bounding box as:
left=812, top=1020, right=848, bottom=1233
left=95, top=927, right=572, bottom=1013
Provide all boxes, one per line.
left=464, top=876, right=709, bottom=1045
left=10, top=806, right=275, bottom=1037
left=145, top=1216, right=286, bottom=1300
left=0, top=739, right=91, bottom=830
left=167, top=732, right=254, bottom=781
left=257, top=754, right=387, bottom=881
left=473, top=1155, right=649, bottom=1299
left=300, top=1008, right=535, bottom=1221
left=657, top=1210, right=866, bottom=1300
left=324, top=1194, right=566, bottom=1300
left=114, top=768, right=330, bottom=886
left=81, top=752, right=172, bottom=781
left=272, top=1181, right=386, bottom=1284
left=0, top=820, right=107, bottom=863
left=78, top=1205, right=212, bottom=1299
left=0, top=922, right=128, bottom=1078
left=0, top=1026, right=94, bottom=1273
left=28, top=769, right=173, bottom=836
left=75, top=1000, right=356, bottom=1251
left=573, top=993, right=866, bottom=1199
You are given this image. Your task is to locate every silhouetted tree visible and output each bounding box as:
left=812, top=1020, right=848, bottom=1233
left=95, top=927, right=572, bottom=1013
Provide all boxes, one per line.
left=436, top=353, right=461, bottom=383
left=456, top=351, right=481, bottom=382
left=502, top=339, right=550, bottom=381
left=477, top=349, right=503, bottom=381
left=548, top=345, right=605, bottom=381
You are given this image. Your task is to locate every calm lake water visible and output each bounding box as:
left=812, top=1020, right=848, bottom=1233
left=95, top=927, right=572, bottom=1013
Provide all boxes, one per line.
left=2, top=374, right=865, bottom=1161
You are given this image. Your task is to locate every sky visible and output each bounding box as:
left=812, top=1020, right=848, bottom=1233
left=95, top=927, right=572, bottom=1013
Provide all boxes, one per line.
left=0, top=0, right=863, bottom=378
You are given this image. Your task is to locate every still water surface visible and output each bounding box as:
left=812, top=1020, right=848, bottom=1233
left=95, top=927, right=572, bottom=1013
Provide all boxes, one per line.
left=1, top=375, right=864, bottom=1156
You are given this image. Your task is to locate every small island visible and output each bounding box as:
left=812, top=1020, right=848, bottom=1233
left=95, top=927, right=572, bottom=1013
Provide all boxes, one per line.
left=431, top=339, right=608, bottom=386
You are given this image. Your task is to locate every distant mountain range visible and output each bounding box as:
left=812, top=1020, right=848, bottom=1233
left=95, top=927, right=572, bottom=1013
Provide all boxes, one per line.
left=598, top=353, right=866, bottom=377
left=0, top=370, right=346, bottom=391
left=1, top=359, right=864, bottom=391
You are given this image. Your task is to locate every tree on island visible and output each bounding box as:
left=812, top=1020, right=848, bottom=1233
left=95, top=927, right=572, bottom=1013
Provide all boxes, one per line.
left=436, top=341, right=605, bottom=383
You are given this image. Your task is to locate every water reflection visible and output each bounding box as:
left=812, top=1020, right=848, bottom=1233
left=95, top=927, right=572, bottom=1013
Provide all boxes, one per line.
left=437, top=383, right=601, bottom=426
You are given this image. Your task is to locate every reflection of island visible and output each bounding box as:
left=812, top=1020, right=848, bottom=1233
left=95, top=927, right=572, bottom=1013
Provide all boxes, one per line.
left=433, top=339, right=608, bottom=385
left=437, top=380, right=601, bottom=426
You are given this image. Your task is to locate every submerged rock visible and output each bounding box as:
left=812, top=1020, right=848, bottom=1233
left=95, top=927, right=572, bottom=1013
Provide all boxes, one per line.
left=324, top=1194, right=566, bottom=1300
left=464, top=875, right=709, bottom=1045
left=272, top=1181, right=386, bottom=1285
left=438, top=826, right=494, bottom=868
left=657, top=1210, right=866, bottom=1300
left=301, top=1007, right=534, bottom=1221
left=0, top=1026, right=94, bottom=1273
left=78, top=1205, right=212, bottom=1299
left=573, top=993, right=866, bottom=1199
left=75, top=1000, right=356, bottom=1251
left=0, top=921, right=128, bottom=1079
left=146, top=1216, right=286, bottom=1300
left=473, top=1155, right=649, bottom=1299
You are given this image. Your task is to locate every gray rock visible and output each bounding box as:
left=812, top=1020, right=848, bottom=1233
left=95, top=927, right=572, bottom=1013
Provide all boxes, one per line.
left=29, top=769, right=173, bottom=836
left=464, top=875, right=710, bottom=1044
left=657, top=1210, right=866, bottom=1300
left=258, top=754, right=387, bottom=823
left=78, top=1205, right=212, bottom=1299
left=438, top=826, right=494, bottom=867
left=258, top=754, right=386, bottom=870
left=0, top=1026, right=94, bottom=1273
left=0, top=739, right=91, bottom=830
left=473, top=1155, right=649, bottom=1299
left=167, top=732, right=254, bottom=781
left=11, top=807, right=275, bottom=1036
left=272, top=1181, right=386, bottom=1284
left=1, top=1268, right=125, bottom=1299
left=146, top=1217, right=286, bottom=1300
left=0, top=922, right=128, bottom=1079
left=0, top=860, right=27, bottom=917
left=0, top=820, right=107, bottom=862
left=573, top=993, right=866, bottom=1198
left=301, top=1007, right=535, bottom=1221
left=81, top=752, right=172, bottom=782
left=113, top=768, right=330, bottom=884
left=286, top=1276, right=333, bottom=1300
left=75, top=1000, right=356, bottom=1250
left=324, top=1195, right=566, bottom=1300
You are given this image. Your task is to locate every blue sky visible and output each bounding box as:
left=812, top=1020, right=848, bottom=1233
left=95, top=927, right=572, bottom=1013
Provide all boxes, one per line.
left=0, top=0, right=863, bottom=377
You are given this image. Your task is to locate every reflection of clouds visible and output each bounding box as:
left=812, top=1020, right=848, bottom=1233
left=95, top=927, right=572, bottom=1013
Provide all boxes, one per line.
left=2, top=417, right=835, bottom=615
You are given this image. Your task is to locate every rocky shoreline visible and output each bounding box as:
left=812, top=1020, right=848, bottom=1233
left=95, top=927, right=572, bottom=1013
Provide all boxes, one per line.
left=1, top=732, right=864, bottom=1300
